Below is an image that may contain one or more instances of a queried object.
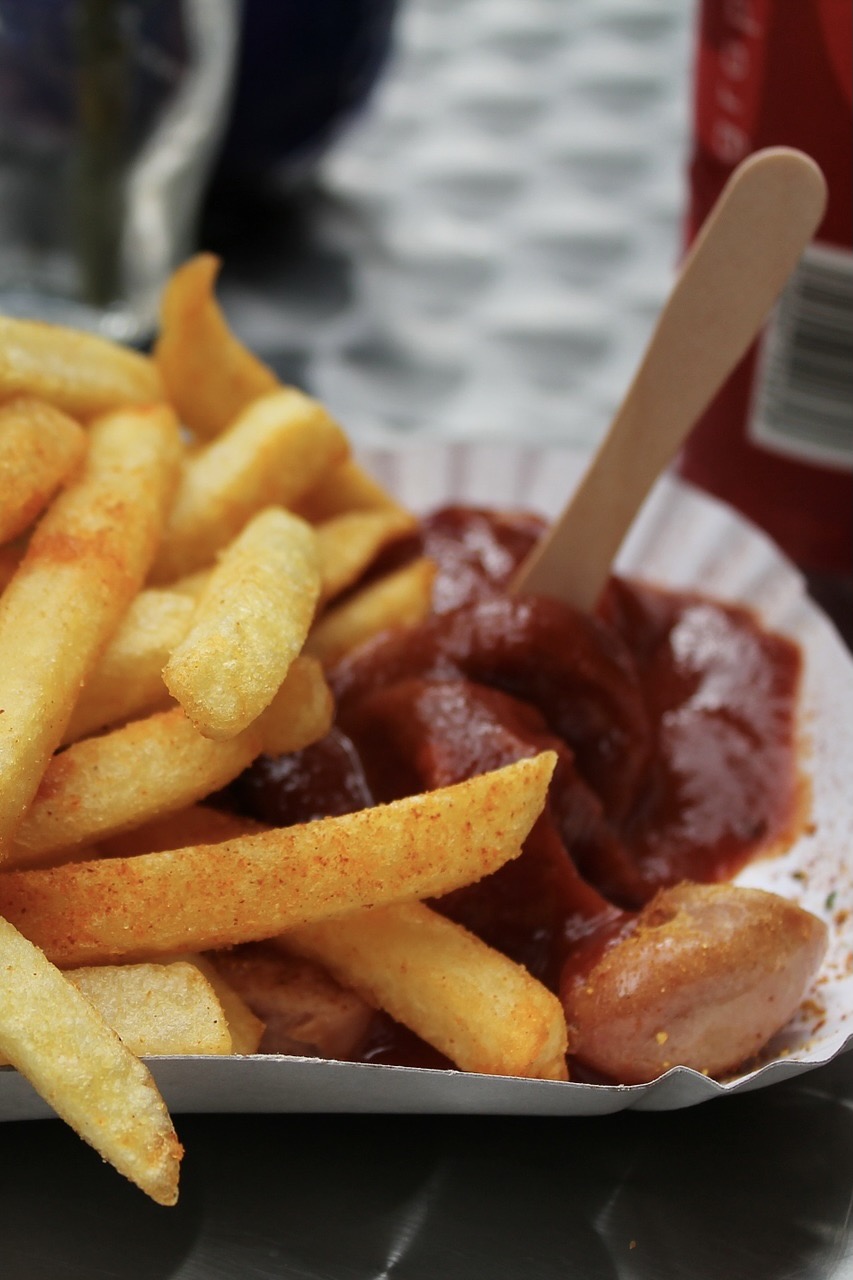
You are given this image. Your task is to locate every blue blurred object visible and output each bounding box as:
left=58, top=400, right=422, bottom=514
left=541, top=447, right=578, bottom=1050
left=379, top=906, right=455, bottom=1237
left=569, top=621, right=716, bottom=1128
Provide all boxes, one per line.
left=215, top=0, right=398, bottom=183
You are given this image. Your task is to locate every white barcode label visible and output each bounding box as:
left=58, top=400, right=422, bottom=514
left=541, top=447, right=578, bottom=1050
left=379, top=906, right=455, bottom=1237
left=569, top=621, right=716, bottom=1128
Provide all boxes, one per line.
left=749, top=242, right=853, bottom=472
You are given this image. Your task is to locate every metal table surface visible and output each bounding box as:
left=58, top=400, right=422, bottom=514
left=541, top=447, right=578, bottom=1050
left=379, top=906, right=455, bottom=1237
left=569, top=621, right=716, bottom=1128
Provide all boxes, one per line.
left=3, top=3, right=851, bottom=1275
left=1, top=1050, right=851, bottom=1280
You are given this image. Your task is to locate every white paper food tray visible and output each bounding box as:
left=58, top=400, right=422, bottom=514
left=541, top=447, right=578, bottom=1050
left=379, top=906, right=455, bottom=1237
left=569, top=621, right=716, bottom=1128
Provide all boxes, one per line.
left=3, top=441, right=851, bottom=1119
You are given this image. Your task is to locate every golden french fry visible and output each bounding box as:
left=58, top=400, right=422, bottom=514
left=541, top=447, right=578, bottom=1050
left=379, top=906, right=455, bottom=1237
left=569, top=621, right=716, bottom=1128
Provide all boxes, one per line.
left=63, top=588, right=195, bottom=743
left=149, top=386, right=345, bottom=583
left=294, top=457, right=405, bottom=522
left=153, top=253, right=279, bottom=440
left=0, top=916, right=181, bottom=1205
left=283, top=901, right=569, bottom=1080
left=0, top=753, right=557, bottom=966
left=9, top=708, right=262, bottom=863
left=164, top=507, right=320, bottom=739
left=97, top=804, right=266, bottom=859
left=0, top=316, right=163, bottom=418
left=307, top=557, right=436, bottom=666
left=0, top=405, right=182, bottom=850
left=315, top=508, right=418, bottom=604
left=255, top=653, right=334, bottom=756
left=186, top=955, right=266, bottom=1054
left=150, top=387, right=348, bottom=583
left=164, top=510, right=416, bottom=617
left=0, top=397, right=87, bottom=543
left=9, top=656, right=332, bottom=864
left=62, top=961, right=232, bottom=1057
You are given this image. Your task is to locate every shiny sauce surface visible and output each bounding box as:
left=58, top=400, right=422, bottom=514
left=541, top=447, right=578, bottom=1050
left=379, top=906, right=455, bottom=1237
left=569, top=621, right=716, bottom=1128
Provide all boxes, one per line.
left=227, top=506, right=803, bottom=1067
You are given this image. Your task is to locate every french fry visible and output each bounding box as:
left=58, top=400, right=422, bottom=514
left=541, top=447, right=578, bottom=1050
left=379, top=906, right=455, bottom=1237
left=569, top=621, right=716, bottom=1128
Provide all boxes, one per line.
left=153, top=253, right=279, bottom=440
left=315, top=508, right=418, bottom=604
left=0, top=398, right=86, bottom=543
left=96, top=946, right=266, bottom=1054
left=307, top=557, right=436, bottom=665
left=0, top=753, right=557, bottom=966
left=31, top=960, right=232, bottom=1058
left=63, top=588, right=195, bottom=743
left=9, top=657, right=332, bottom=865
left=283, top=901, right=569, bottom=1079
left=150, top=510, right=416, bottom=620
left=0, top=257, right=644, bottom=1206
left=0, top=916, right=181, bottom=1205
left=294, top=457, right=405, bottom=522
left=97, top=804, right=266, bottom=859
left=158, top=514, right=420, bottom=618
left=186, top=955, right=266, bottom=1054
left=150, top=387, right=349, bottom=583
left=0, top=316, right=163, bottom=418
left=164, top=507, right=321, bottom=739
left=0, top=405, right=182, bottom=850
left=254, top=653, right=334, bottom=756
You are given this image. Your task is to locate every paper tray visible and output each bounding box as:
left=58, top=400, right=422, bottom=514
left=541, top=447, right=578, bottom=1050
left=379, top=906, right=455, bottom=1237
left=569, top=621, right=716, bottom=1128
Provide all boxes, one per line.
left=3, top=441, right=852, bottom=1119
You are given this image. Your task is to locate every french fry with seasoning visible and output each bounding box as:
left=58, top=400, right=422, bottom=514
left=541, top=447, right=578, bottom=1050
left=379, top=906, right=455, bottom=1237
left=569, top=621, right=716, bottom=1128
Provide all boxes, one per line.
left=183, top=954, right=266, bottom=1055
left=314, top=507, right=418, bottom=604
left=0, top=405, right=182, bottom=851
left=153, top=256, right=400, bottom=522
left=61, top=587, right=195, bottom=744
left=0, top=398, right=86, bottom=543
left=8, top=657, right=332, bottom=866
left=283, top=901, right=569, bottom=1080
left=0, top=315, right=163, bottom=417
left=69, top=961, right=233, bottom=1057
left=0, top=754, right=556, bottom=966
left=0, top=917, right=182, bottom=1205
left=150, top=387, right=348, bottom=583
left=294, top=456, right=406, bottom=522
left=96, top=803, right=266, bottom=860
left=0, top=960, right=234, bottom=1063
left=163, top=507, right=321, bottom=740
left=307, top=557, right=436, bottom=665
left=163, top=803, right=567, bottom=1079
left=153, top=252, right=278, bottom=440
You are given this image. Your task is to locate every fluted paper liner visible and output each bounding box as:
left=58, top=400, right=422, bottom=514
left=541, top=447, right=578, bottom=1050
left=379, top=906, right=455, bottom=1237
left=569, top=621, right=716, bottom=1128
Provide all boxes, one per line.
left=3, top=442, right=851, bottom=1118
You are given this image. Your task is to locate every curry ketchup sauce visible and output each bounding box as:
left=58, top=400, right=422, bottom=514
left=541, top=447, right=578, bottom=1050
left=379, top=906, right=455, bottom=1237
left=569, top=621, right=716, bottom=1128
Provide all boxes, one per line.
left=228, top=506, right=804, bottom=1075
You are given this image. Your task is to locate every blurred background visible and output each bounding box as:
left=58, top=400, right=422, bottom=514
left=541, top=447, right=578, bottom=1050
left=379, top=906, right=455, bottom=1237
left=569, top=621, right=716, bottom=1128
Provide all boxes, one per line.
left=206, top=0, right=850, bottom=629
left=204, top=0, right=850, bottom=631
left=206, top=0, right=693, bottom=453
left=0, top=0, right=849, bottom=613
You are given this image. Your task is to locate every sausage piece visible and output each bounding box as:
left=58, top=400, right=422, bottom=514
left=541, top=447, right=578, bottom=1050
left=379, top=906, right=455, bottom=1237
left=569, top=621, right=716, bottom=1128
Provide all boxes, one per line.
left=560, top=882, right=828, bottom=1083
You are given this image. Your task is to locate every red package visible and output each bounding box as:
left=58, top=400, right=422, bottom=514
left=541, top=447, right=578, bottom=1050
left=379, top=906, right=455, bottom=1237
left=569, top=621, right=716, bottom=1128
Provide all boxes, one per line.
left=679, top=0, right=852, bottom=591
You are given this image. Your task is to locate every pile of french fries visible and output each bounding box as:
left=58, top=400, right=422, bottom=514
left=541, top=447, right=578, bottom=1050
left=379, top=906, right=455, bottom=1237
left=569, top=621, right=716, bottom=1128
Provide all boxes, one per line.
left=0, top=256, right=567, bottom=1205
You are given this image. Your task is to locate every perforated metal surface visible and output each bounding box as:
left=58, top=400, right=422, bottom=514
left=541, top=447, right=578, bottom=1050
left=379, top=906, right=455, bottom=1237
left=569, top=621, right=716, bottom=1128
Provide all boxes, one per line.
left=217, top=0, right=694, bottom=450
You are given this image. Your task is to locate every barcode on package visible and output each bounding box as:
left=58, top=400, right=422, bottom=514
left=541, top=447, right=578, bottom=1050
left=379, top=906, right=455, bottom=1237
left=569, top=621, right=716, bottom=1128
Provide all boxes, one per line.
left=750, top=242, right=853, bottom=471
